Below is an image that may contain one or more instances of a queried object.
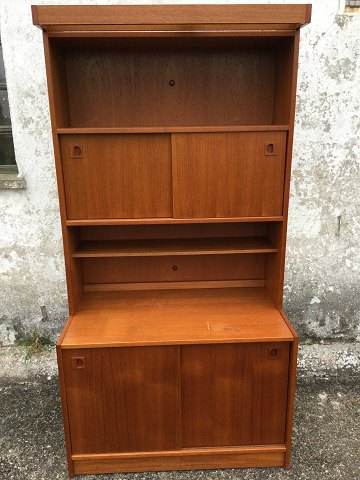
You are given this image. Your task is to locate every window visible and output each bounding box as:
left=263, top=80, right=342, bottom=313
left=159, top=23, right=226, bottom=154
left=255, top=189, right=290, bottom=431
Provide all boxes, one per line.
left=0, top=39, right=17, bottom=172
left=346, top=0, right=360, bottom=7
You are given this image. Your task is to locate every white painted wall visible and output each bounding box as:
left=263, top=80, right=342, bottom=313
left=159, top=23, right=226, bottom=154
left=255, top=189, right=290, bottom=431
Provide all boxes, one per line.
left=0, top=0, right=359, bottom=344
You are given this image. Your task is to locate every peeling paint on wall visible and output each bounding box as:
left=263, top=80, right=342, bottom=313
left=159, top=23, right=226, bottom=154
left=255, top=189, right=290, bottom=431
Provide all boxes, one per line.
left=285, top=0, right=360, bottom=341
left=0, top=0, right=359, bottom=344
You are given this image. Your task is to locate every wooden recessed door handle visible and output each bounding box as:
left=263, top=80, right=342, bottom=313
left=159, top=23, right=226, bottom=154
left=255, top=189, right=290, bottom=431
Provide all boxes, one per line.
left=268, top=347, right=281, bottom=360
left=69, top=144, right=84, bottom=159
left=264, top=142, right=279, bottom=156
left=71, top=356, right=85, bottom=369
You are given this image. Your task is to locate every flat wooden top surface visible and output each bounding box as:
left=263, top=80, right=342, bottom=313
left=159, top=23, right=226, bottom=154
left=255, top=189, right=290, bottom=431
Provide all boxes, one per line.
left=61, top=288, right=293, bottom=348
left=33, top=5, right=311, bottom=30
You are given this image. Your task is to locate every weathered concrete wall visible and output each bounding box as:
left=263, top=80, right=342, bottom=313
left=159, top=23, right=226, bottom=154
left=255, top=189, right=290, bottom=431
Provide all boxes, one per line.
left=0, top=0, right=359, bottom=345
left=285, top=0, right=360, bottom=341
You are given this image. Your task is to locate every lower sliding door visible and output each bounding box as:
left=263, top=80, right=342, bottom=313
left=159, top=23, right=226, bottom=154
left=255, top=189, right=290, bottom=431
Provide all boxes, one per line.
left=62, top=346, right=181, bottom=454
left=181, top=342, right=290, bottom=447
left=62, top=342, right=290, bottom=457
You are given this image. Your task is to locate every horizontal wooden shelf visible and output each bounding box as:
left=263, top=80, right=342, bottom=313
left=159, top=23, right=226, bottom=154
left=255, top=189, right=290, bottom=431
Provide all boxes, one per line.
left=60, top=287, right=294, bottom=348
left=84, top=280, right=265, bottom=292
left=73, top=237, right=277, bottom=258
left=57, top=125, right=289, bottom=135
left=66, top=217, right=284, bottom=226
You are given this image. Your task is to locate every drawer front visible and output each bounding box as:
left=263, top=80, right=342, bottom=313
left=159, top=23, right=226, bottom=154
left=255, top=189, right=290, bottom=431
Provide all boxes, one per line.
left=181, top=342, right=290, bottom=447
left=172, top=132, right=287, bottom=218
left=60, top=134, right=172, bottom=220
left=62, top=346, right=180, bottom=454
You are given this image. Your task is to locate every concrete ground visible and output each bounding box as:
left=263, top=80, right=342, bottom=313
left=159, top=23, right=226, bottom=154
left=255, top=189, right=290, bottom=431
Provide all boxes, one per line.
left=1, top=345, right=359, bottom=480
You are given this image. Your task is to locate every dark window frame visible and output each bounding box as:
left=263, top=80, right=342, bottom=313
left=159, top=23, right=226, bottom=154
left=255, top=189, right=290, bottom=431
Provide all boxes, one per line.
left=346, top=0, right=360, bottom=8
left=0, top=39, right=17, bottom=173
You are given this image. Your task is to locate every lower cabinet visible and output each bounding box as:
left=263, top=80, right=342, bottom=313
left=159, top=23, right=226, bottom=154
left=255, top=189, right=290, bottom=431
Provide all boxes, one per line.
left=62, top=342, right=290, bottom=456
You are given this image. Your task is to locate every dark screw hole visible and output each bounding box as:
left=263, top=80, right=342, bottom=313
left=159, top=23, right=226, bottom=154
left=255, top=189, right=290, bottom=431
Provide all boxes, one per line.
left=169, top=80, right=176, bottom=86
left=270, top=348, right=278, bottom=358
left=172, top=265, right=178, bottom=271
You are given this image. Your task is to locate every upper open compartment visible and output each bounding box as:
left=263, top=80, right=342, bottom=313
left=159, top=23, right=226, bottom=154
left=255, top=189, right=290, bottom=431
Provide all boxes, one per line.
left=47, top=35, right=296, bottom=129
left=34, top=4, right=311, bottom=129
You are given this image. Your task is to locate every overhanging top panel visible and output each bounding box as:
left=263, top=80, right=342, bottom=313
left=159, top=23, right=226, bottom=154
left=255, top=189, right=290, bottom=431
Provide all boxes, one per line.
left=32, top=4, right=312, bottom=32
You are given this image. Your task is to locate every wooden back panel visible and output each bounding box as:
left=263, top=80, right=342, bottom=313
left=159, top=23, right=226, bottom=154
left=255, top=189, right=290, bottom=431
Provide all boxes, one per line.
left=82, top=254, right=265, bottom=285
left=79, top=223, right=268, bottom=241
left=63, top=46, right=275, bottom=127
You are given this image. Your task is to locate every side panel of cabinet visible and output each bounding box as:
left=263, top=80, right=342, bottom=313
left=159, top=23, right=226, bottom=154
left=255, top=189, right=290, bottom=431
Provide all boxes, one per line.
left=62, top=346, right=180, bottom=454
left=60, top=134, right=172, bottom=219
left=172, top=132, right=286, bottom=218
left=181, top=342, right=290, bottom=447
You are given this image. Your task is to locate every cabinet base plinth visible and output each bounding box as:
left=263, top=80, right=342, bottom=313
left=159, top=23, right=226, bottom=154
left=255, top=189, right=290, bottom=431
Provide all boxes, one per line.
left=72, top=446, right=286, bottom=475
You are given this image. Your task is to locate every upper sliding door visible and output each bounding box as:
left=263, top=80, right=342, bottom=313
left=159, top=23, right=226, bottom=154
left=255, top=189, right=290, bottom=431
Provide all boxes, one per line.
left=60, top=134, right=172, bottom=219
left=172, top=132, right=287, bottom=218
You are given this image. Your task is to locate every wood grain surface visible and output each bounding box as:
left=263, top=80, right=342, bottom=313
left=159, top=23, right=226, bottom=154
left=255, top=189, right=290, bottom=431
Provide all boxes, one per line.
left=181, top=342, right=290, bottom=447
left=73, top=237, right=277, bottom=258
left=78, top=222, right=268, bottom=241
left=60, top=134, right=172, bottom=219
left=81, top=253, right=265, bottom=285
left=48, top=27, right=296, bottom=35
left=173, top=132, right=286, bottom=218
left=64, top=48, right=275, bottom=128
left=62, top=346, right=180, bottom=454
left=84, top=280, right=265, bottom=292
left=66, top=216, right=285, bottom=226
left=58, top=125, right=290, bottom=134
left=32, top=4, right=311, bottom=30
left=60, top=288, right=294, bottom=348
left=35, top=4, right=308, bottom=474
left=72, top=448, right=285, bottom=474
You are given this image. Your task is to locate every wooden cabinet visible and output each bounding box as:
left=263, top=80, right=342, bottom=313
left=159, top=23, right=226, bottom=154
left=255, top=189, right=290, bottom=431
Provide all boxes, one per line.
left=33, top=3, right=311, bottom=477
left=62, top=342, right=289, bottom=453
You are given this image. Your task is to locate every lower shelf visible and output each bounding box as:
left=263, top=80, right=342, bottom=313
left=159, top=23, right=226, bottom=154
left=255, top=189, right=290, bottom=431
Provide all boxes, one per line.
left=72, top=446, right=286, bottom=474
left=60, top=287, right=293, bottom=348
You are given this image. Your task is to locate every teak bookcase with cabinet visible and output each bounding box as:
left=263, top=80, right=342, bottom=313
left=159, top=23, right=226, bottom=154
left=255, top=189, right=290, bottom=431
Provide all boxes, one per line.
left=32, top=4, right=311, bottom=477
